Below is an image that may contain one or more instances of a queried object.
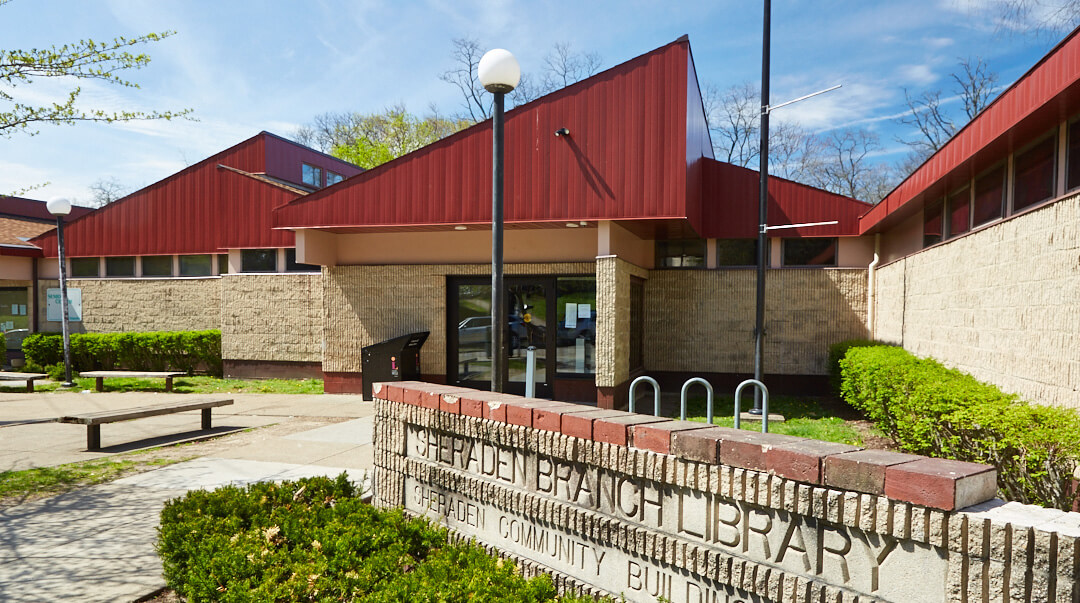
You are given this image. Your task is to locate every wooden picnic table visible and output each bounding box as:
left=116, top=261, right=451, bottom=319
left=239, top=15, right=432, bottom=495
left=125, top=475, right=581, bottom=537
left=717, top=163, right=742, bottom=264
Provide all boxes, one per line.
left=77, top=370, right=187, bottom=392
left=0, top=371, right=49, bottom=393
left=57, top=396, right=234, bottom=450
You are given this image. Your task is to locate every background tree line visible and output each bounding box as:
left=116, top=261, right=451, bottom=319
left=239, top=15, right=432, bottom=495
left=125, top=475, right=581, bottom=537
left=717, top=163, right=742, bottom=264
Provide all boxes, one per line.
left=295, top=37, right=1005, bottom=204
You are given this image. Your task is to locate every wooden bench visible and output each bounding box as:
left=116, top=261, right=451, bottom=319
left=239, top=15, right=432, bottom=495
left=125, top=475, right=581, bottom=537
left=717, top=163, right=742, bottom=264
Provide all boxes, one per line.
left=0, top=371, right=49, bottom=393
left=78, top=370, right=187, bottom=392
left=57, top=397, right=234, bottom=450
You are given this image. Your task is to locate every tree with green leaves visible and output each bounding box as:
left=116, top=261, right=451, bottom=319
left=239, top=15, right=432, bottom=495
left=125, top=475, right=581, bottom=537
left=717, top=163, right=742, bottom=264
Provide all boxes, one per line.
left=296, top=105, right=471, bottom=169
left=0, top=0, right=190, bottom=138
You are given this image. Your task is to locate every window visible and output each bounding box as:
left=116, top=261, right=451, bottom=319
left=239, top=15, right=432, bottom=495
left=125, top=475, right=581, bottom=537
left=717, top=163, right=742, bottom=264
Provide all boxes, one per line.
left=715, top=239, right=759, bottom=266
left=241, top=249, right=277, bottom=272
left=923, top=200, right=943, bottom=247
left=556, top=277, right=596, bottom=376
left=70, top=258, right=99, bottom=278
left=180, top=254, right=213, bottom=277
left=326, top=171, right=344, bottom=186
left=947, top=186, right=970, bottom=238
left=302, top=163, right=323, bottom=188
left=782, top=238, right=836, bottom=266
left=218, top=254, right=230, bottom=275
left=105, top=256, right=135, bottom=277
left=972, top=165, right=1005, bottom=227
left=1068, top=119, right=1080, bottom=192
left=656, top=238, right=706, bottom=268
left=141, top=256, right=173, bottom=277
left=285, top=248, right=319, bottom=272
left=1013, top=134, right=1057, bottom=213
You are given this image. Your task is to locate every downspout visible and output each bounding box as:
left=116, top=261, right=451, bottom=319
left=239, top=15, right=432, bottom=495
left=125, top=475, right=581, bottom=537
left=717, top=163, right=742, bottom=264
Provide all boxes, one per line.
left=866, top=234, right=880, bottom=339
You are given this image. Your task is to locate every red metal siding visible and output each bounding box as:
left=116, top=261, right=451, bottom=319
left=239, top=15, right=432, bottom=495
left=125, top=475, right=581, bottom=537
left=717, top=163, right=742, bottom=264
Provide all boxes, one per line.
left=684, top=49, right=714, bottom=233
left=274, top=40, right=694, bottom=230
left=700, top=160, right=868, bottom=238
left=32, top=133, right=302, bottom=256
left=861, top=28, right=1080, bottom=233
left=262, top=133, right=363, bottom=188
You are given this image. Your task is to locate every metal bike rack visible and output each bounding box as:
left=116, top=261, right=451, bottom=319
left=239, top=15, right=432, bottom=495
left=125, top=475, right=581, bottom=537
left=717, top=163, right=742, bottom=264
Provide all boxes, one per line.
left=733, top=379, right=770, bottom=433
left=629, top=375, right=661, bottom=416
left=524, top=346, right=537, bottom=398
left=680, top=377, right=714, bottom=424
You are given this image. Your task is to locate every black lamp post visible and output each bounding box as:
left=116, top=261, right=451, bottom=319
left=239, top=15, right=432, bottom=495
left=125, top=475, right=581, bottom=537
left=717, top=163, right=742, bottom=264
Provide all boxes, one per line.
left=750, top=0, right=772, bottom=415
left=46, top=197, right=75, bottom=387
left=478, top=48, right=520, bottom=393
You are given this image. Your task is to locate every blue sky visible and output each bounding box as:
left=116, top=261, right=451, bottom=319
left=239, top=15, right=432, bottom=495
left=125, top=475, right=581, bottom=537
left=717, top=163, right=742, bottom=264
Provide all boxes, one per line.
left=0, top=0, right=1066, bottom=204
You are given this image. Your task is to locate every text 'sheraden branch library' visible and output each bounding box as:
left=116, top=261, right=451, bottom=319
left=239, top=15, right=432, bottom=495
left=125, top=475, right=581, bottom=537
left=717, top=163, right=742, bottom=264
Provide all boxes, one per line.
left=5, top=30, right=1079, bottom=410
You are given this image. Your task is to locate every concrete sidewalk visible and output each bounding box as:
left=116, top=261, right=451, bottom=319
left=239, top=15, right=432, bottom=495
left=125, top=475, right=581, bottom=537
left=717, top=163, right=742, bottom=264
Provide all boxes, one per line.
left=0, top=391, right=375, bottom=602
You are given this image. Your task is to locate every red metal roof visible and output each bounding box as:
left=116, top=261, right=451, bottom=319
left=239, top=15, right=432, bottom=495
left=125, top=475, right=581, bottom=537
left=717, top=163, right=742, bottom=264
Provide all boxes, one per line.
left=700, top=160, right=870, bottom=238
left=860, top=26, right=1080, bottom=234
left=0, top=196, right=93, bottom=223
left=31, top=132, right=360, bottom=257
left=274, top=38, right=703, bottom=232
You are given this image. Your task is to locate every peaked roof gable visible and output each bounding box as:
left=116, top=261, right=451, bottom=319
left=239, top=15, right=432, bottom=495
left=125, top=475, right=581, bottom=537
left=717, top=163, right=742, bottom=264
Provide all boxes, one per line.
left=31, top=132, right=313, bottom=256
left=273, top=38, right=700, bottom=231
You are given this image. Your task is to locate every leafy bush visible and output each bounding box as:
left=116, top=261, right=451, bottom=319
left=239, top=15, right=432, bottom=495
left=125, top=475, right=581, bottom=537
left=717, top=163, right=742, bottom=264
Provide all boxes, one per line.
left=827, top=339, right=880, bottom=395
left=158, top=475, right=593, bottom=602
left=22, top=330, right=222, bottom=377
left=839, top=345, right=1080, bottom=509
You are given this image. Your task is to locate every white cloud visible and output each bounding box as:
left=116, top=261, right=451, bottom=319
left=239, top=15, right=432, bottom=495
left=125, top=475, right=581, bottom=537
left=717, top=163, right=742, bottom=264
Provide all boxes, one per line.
left=898, top=63, right=940, bottom=87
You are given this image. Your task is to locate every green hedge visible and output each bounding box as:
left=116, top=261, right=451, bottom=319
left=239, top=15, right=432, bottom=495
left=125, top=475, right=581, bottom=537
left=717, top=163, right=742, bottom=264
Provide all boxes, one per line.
left=827, top=339, right=880, bottom=394
left=22, top=330, right=222, bottom=377
left=839, top=345, right=1080, bottom=509
left=158, top=475, right=595, bottom=602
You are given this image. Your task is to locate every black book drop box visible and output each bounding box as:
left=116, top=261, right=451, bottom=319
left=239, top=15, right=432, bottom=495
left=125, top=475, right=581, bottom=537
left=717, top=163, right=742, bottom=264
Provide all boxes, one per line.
left=360, top=331, right=429, bottom=401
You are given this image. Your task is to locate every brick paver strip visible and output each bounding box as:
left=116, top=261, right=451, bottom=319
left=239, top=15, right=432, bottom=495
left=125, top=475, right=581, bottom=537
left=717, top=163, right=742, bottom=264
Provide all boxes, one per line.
left=631, top=420, right=714, bottom=454
left=824, top=449, right=924, bottom=494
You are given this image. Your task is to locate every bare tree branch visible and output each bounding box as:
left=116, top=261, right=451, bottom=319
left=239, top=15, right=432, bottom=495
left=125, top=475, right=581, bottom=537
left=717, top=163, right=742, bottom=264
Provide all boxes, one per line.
left=440, top=37, right=490, bottom=122
left=953, top=56, right=999, bottom=120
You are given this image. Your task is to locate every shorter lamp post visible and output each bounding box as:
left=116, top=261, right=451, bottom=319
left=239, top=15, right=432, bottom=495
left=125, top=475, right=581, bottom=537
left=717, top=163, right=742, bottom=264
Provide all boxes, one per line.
left=46, top=198, right=75, bottom=387
left=478, top=48, right=520, bottom=393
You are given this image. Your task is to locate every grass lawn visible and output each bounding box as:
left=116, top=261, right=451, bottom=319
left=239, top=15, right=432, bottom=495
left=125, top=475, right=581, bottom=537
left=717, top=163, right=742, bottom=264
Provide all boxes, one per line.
left=680, top=394, right=864, bottom=446
left=26, top=375, right=324, bottom=394
left=0, top=454, right=190, bottom=507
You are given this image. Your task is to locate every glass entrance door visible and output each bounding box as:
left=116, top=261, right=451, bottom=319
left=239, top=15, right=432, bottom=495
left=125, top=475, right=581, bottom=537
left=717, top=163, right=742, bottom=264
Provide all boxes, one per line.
left=450, top=278, right=553, bottom=397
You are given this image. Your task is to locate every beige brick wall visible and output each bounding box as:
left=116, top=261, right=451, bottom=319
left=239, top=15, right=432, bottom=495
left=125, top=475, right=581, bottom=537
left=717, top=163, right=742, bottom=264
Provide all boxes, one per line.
left=595, top=256, right=648, bottom=387
left=57, top=278, right=222, bottom=333
left=643, top=268, right=868, bottom=375
left=220, top=273, right=324, bottom=363
left=324, top=263, right=595, bottom=375
left=872, top=192, right=1080, bottom=408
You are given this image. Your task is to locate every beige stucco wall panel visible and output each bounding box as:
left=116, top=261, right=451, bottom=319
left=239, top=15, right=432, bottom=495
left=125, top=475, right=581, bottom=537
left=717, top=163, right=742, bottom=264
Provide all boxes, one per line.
left=598, top=221, right=654, bottom=269
left=837, top=235, right=874, bottom=267
left=221, top=273, right=323, bottom=363
left=333, top=229, right=598, bottom=266
left=880, top=210, right=924, bottom=264
left=643, top=268, right=868, bottom=375
left=295, top=229, right=338, bottom=266
left=873, top=193, right=1080, bottom=408
left=0, top=256, right=33, bottom=281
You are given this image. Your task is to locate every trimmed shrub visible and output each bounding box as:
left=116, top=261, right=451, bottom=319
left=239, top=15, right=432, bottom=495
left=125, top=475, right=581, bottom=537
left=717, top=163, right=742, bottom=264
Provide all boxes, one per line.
left=826, top=339, right=880, bottom=394
left=22, top=330, right=222, bottom=377
left=839, top=345, right=1080, bottom=509
left=158, top=475, right=595, bottom=602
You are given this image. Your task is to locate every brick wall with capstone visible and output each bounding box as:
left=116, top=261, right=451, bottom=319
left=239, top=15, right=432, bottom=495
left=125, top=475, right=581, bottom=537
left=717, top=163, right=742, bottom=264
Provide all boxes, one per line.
left=643, top=268, right=869, bottom=375
left=595, top=256, right=649, bottom=388
left=873, top=192, right=1080, bottom=409
left=323, top=263, right=596, bottom=377
left=58, top=278, right=222, bottom=333
left=220, top=273, right=323, bottom=363
left=374, top=381, right=1080, bottom=603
